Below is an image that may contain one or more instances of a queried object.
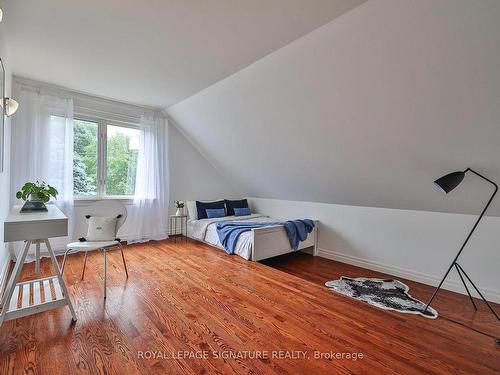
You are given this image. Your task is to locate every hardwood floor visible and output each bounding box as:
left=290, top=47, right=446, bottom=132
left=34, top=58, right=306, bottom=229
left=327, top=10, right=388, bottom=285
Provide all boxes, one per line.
left=263, top=252, right=500, bottom=343
left=0, top=238, right=499, bottom=374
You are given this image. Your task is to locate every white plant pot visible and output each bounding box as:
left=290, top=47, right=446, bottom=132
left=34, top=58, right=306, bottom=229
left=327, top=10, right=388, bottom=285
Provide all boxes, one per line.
left=175, top=208, right=183, bottom=216
left=29, top=194, right=43, bottom=202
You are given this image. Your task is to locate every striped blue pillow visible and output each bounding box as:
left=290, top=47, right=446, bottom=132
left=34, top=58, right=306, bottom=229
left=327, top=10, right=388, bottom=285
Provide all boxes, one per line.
left=206, top=208, right=226, bottom=218
left=234, top=207, right=251, bottom=216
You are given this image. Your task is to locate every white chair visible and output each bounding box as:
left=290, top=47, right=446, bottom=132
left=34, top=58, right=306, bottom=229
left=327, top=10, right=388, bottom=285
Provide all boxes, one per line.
left=61, top=200, right=129, bottom=298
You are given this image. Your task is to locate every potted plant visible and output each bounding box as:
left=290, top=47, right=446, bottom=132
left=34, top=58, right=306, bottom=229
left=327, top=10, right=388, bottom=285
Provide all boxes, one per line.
left=174, top=200, right=185, bottom=216
left=16, top=181, right=58, bottom=212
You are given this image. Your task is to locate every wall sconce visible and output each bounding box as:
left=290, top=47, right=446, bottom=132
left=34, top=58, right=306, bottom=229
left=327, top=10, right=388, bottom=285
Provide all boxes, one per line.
left=1, top=7, right=19, bottom=117
left=2, top=97, right=19, bottom=116
left=1, top=58, right=19, bottom=117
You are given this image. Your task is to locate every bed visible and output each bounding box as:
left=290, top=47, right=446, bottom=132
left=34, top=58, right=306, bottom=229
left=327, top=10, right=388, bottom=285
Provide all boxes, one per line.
left=187, top=209, right=318, bottom=262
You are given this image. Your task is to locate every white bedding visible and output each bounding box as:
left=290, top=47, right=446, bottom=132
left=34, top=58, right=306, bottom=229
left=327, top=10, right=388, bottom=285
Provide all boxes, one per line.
left=187, top=214, right=281, bottom=260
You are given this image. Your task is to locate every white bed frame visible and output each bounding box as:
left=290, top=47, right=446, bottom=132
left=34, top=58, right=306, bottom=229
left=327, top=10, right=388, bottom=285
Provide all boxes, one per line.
left=190, top=220, right=318, bottom=262
left=250, top=221, right=318, bottom=261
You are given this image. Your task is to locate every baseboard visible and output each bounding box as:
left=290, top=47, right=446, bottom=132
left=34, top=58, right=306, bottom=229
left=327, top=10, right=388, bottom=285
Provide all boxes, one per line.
left=317, top=247, right=500, bottom=304
left=0, top=257, right=11, bottom=302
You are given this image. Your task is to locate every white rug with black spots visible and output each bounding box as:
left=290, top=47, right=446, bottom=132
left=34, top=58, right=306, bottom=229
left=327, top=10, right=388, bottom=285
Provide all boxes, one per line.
left=325, top=277, right=438, bottom=319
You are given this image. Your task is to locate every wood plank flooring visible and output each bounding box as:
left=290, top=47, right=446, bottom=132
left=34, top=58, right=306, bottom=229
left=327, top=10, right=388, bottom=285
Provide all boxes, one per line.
left=0, top=238, right=499, bottom=374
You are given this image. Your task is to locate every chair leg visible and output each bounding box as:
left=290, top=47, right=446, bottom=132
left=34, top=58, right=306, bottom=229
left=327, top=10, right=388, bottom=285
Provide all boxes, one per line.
left=119, top=243, right=129, bottom=278
left=61, top=248, right=74, bottom=275
left=81, top=250, right=88, bottom=280
left=103, top=249, right=107, bottom=299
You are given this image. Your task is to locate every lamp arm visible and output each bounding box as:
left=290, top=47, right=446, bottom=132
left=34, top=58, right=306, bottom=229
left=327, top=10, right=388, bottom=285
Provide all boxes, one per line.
left=449, top=168, right=497, bottom=265
left=423, top=168, right=497, bottom=314
left=465, top=168, right=498, bottom=230
left=465, top=168, right=498, bottom=194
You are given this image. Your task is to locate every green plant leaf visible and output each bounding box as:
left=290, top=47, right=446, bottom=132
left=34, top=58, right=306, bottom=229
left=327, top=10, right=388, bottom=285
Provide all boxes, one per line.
left=48, top=186, right=58, bottom=197
left=18, top=181, right=60, bottom=202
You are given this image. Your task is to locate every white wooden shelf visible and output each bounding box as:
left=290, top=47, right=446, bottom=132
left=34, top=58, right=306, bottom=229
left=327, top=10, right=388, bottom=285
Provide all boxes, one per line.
left=4, top=276, right=67, bottom=321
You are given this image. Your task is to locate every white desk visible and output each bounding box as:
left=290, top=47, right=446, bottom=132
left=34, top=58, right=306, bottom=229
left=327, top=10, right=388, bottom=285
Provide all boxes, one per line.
left=0, top=205, right=77, bottom=325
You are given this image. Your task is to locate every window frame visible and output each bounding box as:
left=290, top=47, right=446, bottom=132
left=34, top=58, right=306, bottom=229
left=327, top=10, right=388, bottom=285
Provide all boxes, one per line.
left=72, top=113, right=140, bottom=201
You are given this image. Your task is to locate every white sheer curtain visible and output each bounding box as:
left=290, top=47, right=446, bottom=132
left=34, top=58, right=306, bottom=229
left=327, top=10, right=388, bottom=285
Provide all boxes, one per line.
left=10, top=86, right=74, bottom=260
left=126, top=112, right=169, bottom=243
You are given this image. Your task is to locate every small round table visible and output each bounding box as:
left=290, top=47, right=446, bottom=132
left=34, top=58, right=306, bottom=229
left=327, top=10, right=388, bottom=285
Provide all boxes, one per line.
left=169, top=215, right=187, bottom=242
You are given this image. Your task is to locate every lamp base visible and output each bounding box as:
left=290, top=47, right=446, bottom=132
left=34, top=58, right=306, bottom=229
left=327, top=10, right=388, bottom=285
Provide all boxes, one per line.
left=423, top=262, right=499, bottom=322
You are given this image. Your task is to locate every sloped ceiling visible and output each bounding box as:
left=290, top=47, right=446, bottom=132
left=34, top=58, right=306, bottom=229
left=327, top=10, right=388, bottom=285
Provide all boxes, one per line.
left=168, top=0, right=500, bottom=216
left=0, top=0, right=365, bottom=107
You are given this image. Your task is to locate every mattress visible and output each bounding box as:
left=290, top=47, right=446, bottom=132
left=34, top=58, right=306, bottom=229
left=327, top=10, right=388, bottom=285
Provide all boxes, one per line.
left=187, top=214, right=278, bottom=260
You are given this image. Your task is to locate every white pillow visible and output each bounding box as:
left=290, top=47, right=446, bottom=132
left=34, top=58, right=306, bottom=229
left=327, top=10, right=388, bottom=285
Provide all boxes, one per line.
left=186, top=201, right=197, bottom=220
left=86, top=216, right=118, bottom=241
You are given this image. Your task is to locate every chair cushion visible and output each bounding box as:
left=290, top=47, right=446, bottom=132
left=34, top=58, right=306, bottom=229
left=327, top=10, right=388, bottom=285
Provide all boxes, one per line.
left=87, top=216, right=118, bottom=241
left=67, top=240, right=119, bottom=250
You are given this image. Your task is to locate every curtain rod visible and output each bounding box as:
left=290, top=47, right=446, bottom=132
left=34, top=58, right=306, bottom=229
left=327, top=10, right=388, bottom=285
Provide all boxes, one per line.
left=13, top=76, right=164, bottom=116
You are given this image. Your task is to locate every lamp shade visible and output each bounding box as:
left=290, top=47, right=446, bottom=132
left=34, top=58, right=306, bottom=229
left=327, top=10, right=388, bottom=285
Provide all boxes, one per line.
left=434, top=171, right=465, bottom=194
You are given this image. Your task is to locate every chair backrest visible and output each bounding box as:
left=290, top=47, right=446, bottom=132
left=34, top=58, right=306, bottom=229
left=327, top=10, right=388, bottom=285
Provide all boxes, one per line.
left=83, top=200, right=127, bottom=232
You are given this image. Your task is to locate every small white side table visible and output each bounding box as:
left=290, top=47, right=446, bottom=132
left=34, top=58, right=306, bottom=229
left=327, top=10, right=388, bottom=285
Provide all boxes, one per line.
left=0, top=205, right=77, bottom=326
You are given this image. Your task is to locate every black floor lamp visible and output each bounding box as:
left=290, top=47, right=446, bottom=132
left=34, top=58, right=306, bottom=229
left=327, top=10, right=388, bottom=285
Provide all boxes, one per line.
left=423, top=168, right=499, bottom=322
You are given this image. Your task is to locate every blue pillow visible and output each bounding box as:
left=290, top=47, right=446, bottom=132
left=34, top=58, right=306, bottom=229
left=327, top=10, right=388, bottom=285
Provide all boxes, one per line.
left=206, top=208, right=226, bottom=218
left=196, top=200, right=225, bottom=219
left=234, top=207, right=251, bottom=216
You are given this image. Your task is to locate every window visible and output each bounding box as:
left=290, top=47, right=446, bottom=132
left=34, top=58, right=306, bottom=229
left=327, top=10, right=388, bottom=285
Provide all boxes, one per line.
left=106, top=125, right=139, bottom=196
left=73, top=119, right=98, bottom=196
left=72, top=118, right=140, bottom=198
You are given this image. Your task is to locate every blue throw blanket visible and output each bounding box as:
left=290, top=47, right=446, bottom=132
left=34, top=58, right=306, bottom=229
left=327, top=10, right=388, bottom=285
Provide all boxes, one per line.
left=216, top=219, right=315, bottom=255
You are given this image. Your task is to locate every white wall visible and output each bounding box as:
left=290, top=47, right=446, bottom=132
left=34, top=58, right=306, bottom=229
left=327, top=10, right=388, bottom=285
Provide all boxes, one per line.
left=168, top=0, right=500, bottom=217
left=169, top=121, right=241, bottom=206
left=0, top=35, right=12, bottom=293
left=249, top=197, right=500, bottom=303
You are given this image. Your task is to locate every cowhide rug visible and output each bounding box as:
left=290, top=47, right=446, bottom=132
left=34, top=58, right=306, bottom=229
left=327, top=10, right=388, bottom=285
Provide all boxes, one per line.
left=325, top=277, right=438, bottom=319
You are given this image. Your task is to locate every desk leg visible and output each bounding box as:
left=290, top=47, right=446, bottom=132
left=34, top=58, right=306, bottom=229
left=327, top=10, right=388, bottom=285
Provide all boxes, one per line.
left=35, top=240, right=41, bottom=273
left=0, top=241, right=32, bottom=326
left=43, top=239, right=77, bottom=321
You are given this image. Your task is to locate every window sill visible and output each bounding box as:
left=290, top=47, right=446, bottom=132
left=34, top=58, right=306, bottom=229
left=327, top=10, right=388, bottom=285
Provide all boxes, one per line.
left=73, top=196, right=134, bottom=206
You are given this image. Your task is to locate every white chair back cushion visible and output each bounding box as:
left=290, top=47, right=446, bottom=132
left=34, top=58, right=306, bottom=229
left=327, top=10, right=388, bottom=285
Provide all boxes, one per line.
left=87, top=216, right=118, bottom=241
left=84, top=200, right=128, bottom=231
